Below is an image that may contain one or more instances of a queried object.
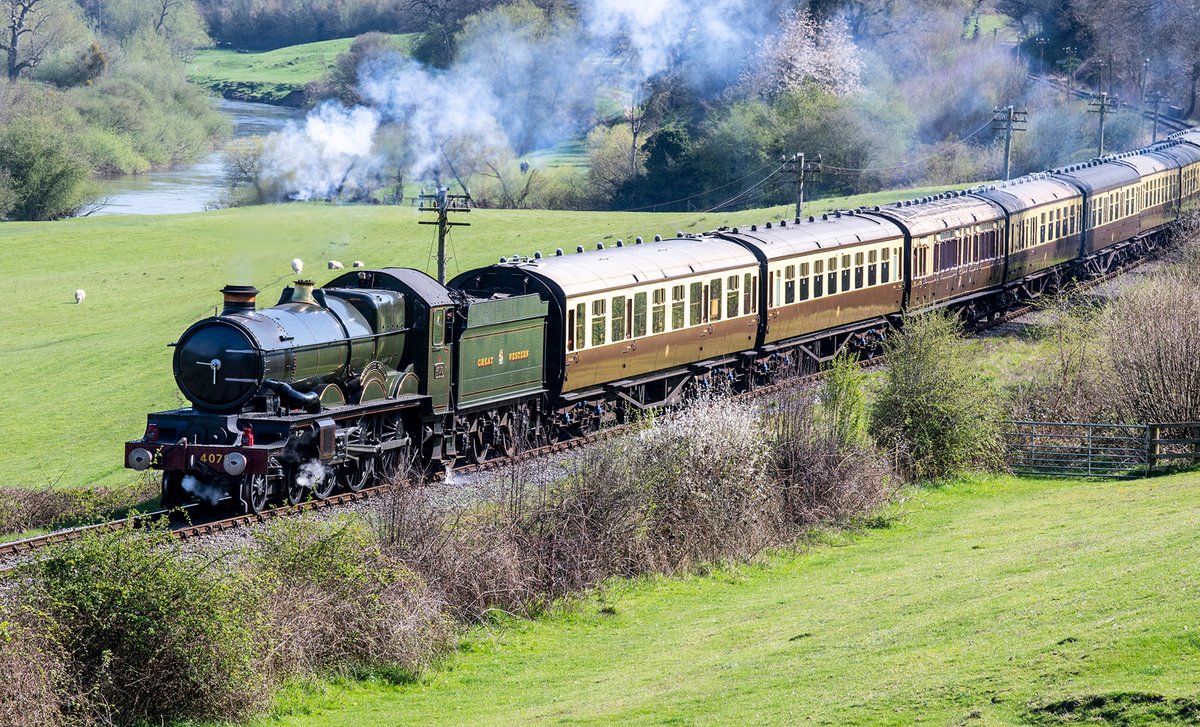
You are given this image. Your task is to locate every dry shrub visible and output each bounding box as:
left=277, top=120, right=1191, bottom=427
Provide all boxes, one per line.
left=1102, top=268, right=1200, bottom=424
left=633, top=398, right=776, bottom=569
left=0, top=478, right=158, bottom=538
left=0, top=600, right=75, bottom=727
left=766, top=399, right=897, bottom=527
left=252, top=516, right=452, bottom=676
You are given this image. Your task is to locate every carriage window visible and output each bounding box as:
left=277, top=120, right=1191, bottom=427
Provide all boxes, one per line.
left=881, top=247, right=890, bottom=283
left=854, top=252, right=865, bottom=289
left=813, top=260, right=824, bottom=298
left=611, top=296, right=626, bottom=341
left=709, top=278, right=722, bottom=321
left=574, top=303, right=585, bottom=350
left=567, top=308, right=575, bottom=351
left=689, top=282, right=703, bottom=326
left=671, top=285, right=685, bottom=330
left=784, top=265, right=796, bottom=304
left=799, top=262, right=810, bottom=301
left=868, top=250, right=878, bottom=286
left=828, top=256, right=838, bottom=295
left=633, top=292, right=647, bottom=337
left=652, top=289, right=666, bottom=334
left=591, top=299, right=606, bottom=346
left=743, top=273, right=754, bottom=313
left=727, top=275, right=739, bottom=318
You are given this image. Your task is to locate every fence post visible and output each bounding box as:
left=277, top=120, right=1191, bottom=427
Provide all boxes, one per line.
left=1147, top=424, right=1159, bottom=475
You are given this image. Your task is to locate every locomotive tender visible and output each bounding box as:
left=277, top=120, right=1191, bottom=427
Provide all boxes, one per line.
left=126, top=129, right=1200, bottom=512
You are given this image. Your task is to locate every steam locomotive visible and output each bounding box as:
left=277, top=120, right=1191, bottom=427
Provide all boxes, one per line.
left=126, top=128, right=1200, bottom=513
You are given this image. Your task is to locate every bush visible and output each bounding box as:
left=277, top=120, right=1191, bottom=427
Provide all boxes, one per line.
left=1101, top=268, right=1200, bottom=424
left=251, top=516, right=451, bottom=676
left=766, top=398, right=898, bottom=527
left=872, top=312, right=1003, bottom=480
left=20, top=526, right=268, bottom=723
left=0, top=601, right=74, bottom=727
left=0, top=119, right=93, bottom=220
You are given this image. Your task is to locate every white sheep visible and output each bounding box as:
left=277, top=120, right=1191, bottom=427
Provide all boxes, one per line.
left=328, top=260, right=345, bottom=270
left=352, top=260, right=364, bottom=268
left=291, top=258, right=304, bottom=274
left=74, top=289, right=86, bottom=304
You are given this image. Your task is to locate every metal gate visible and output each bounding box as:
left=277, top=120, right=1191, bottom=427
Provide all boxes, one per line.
left=1005, top=421, right=1200, bottom=478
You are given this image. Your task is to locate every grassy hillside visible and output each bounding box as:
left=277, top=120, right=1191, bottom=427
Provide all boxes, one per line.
left=261, top=473, right=1200, bottom=726
left=188, top=35, right=416, bottom=104
left=0, top=188, right=953, bottom=491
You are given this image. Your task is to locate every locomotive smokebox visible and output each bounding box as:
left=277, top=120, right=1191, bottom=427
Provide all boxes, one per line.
left=220, top=285, right=259, bottom=315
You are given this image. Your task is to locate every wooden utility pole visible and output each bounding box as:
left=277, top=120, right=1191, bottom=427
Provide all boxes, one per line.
left=782, top=153, right=822, bottom=218
left=992, top=105, right=1028, bottom=180
left=419, top=185, right=471, bottom=284
left=1089, top=93, right=1118, bottom=156
left=1147, top=92, right=1167, bottom=142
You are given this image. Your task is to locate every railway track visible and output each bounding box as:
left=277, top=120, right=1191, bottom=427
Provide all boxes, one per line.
left=0, top=240, right=1160, bottom=566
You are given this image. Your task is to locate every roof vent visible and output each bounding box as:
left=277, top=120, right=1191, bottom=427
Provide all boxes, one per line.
left=500, top=257, right=508, bottom=263
left=765, top=222, right=772, bottom=229
left=676, top=231, right=684, bottom=238
left=780, top=219, right=786, bottom=227
left=732, top=227, right=739, bottom=233
left=555, top=248, right=564, bottom=256
left=635, top=236, right=643, bottom=244
left=534, top=251, right=542, bottom=259
left=576, top=245, right=585, bottom=253
left=616, top=239, right=624, bottom=247
left=822, top=213, right=829, bottom=220
left=835, top=210, right=842, bottom=218
left=596, top=242, right=605, bottom=250
left=809, top=215, right=815, bottom=222
left=751, top=224, right=757, bottom=231
left=654, top=234, right=662, bottom=242
left=794, top=217, right=802, bottom=224
left=874, top=206, right=881, bottom=211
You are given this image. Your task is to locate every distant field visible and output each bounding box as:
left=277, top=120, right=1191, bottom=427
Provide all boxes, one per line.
left=188, top=35, right=416, bottom=104
left=262, top=473, right=1200, bottom=725
left=0, top=185, right=956, bottom=491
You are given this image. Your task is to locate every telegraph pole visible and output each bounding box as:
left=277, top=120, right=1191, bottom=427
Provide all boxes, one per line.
left=1089, top=93, right=1119, bottom=156
left=1147, top=93, right=1167, bottom=142
left=782, top=153, right=822, bottom=218
left=992, top=105, right=1028, bottom=180
left=418, top=185, right=471, bottom=284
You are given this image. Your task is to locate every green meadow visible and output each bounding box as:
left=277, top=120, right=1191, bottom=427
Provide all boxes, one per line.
left=259, top=473, right=1200, bottom=726
left=0, top=187, right=951, bottom=491
left=188, top=35, right=417, bottom=103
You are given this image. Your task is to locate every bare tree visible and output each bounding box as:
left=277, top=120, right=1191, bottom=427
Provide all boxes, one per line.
left=151, top=0, right=180, bottom=33
left=2, top=0, right=57, bottom=80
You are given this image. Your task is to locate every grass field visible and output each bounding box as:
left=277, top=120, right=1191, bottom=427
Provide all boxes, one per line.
left=0, top=187, right=956, bottom=491
left=188, top=35, right=416, bottom=104
left=257, top=473, right=1200, bottom=726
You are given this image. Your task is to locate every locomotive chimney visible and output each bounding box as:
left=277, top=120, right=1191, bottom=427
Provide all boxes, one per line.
left=292, top=279, right=317, bottom=306
left=220, top=284, right=259, bottom=315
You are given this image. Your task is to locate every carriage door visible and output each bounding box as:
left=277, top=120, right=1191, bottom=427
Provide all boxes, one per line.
left=428, top=306, right=452, bottom=413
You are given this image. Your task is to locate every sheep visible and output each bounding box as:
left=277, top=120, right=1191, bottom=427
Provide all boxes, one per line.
left=74, top=289, right=86, bottom=304
left=291, top=258, right=304, bottom=274
left=328, top=260, right=345, bottom=270
left=352, top=260, right=364, bottom=268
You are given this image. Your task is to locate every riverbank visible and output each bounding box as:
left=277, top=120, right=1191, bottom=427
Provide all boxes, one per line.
left=187, top=35, right=416, bottom=106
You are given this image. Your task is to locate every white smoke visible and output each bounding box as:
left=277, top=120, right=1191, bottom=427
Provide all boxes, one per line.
left=294, top=459, right=328, bottom=489
left=259, top=103, right=383, bottom=201
left=253, top=0, right=786, bottom=198
left=181, top=474, right=225, bottom=506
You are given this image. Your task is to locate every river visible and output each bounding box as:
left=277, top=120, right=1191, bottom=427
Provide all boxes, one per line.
left=93, top=99, right=303, bottom=216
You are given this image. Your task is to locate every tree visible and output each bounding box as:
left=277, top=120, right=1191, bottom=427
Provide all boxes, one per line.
left=2, top=0, right=73, bottom=80
left=584, top=122, right=644, bottom=206
left=871, top=312, right=1003, bottom=481
left=743, top=9, right=862, bottom=100
left=0, top=119, right=92, bottom=219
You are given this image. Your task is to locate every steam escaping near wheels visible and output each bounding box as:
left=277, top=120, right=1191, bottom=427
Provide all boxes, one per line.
left=181, top=475, right=224, bottom=506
